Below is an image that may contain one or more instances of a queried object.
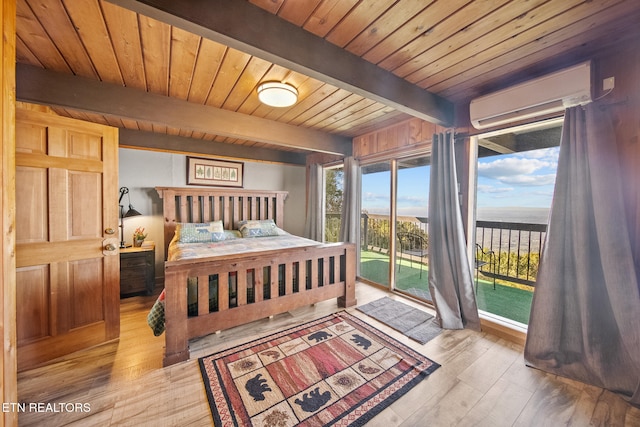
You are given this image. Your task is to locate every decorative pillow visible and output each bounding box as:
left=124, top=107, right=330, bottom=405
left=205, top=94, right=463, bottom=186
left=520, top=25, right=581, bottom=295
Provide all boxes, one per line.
left=176, top=221, right=226, bottom=243
left=237, top=219, right=280, bottom=238
left=224, top=230, right=242, bottom=240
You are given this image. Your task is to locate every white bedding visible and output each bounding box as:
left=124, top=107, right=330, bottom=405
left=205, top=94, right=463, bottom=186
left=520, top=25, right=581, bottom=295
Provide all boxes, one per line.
left=167, top=232, right=321, bottom=261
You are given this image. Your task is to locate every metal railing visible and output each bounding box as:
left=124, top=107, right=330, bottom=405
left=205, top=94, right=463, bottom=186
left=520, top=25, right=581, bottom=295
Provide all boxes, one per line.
left=353, top=213, right=546, bottom=287
left=475, top=220, right=546, bottom=287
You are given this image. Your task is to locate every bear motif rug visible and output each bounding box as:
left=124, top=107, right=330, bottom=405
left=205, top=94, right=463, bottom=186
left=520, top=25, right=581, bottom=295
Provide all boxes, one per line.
left=198, top=311, right=440, bottom=426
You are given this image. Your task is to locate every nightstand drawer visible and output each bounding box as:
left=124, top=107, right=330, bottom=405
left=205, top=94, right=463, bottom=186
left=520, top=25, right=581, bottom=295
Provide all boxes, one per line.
left=121, top=256, right=148, bottom=269
left=121, top=269, right=146, bottom=280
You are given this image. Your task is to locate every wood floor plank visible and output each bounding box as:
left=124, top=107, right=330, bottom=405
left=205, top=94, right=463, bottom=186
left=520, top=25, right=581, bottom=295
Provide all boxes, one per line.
left=456, top=378, right=533, bottom=427
left=16, top=282, right=638, bottom=426
left=591, top=388, right=640, bottom=426
left=400, top=379, right=482, bottom=426
left=386, top=369, right=459, bottom=424
left=514, top=375, right=586, bottom=426
left=502, top=357, right=548, bottom=394
left=457, top=338, right=521, bottom=394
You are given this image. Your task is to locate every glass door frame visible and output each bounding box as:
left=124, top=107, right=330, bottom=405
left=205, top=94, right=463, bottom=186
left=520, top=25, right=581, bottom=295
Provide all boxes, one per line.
left=469, top=117, right=563, bottom=326
left=359, top=154, right=433, bottom=295
left=388, top=159, right=398, bottom=288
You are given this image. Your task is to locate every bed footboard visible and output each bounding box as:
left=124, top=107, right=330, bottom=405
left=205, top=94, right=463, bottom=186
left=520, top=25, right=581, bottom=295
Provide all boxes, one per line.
left=162, top=242, right=356, bottom=366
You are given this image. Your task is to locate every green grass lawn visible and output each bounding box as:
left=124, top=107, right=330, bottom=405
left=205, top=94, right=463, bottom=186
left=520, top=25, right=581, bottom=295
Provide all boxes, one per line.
left=360, top=250, right=533, bottom=324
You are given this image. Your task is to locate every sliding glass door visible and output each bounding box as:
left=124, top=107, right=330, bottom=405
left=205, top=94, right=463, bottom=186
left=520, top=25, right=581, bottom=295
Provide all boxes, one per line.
left=473, top=118, right=562, bottom=325
left=395, top=157, right=431, bottom=302
left=359, top=162, right=391, bottom=286
left=358, top=157, right=432, bottom=303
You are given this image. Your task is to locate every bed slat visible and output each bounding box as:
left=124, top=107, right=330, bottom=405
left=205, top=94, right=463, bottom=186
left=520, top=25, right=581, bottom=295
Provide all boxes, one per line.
left=218, top=271, right=230, bottom=312
left=237, top=271, right=247, bottom=307
left=197, top=275, right=209, bottom=316
left=254, top=268, right=263, bottom=303
left=202, top=196, right=211, bottom=223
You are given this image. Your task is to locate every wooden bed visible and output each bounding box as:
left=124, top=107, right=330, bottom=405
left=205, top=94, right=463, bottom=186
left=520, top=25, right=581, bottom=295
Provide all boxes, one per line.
left=155, top=187, right=357, bottom=366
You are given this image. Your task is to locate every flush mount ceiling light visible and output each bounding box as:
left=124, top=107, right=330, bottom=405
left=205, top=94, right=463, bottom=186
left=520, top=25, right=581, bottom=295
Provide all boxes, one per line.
left=257, top=82, right=298, bottom=107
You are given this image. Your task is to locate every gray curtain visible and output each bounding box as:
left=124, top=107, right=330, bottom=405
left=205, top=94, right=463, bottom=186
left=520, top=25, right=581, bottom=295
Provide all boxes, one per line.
left=428, top=132, right=480, bottom=330
left=339, top=156, right=361, bottom=244
left=303, top=162, right=323, bottom=241
left=524, top=105, right=640, bottom=407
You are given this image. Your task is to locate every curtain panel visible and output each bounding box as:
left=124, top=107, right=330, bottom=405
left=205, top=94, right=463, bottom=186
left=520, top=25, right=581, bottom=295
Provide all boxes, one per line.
left=339, top=156, right=361, bottom=244
left=427, top=132, right=480, bottom=330
left=524, top=105, right=640, bottom=407
left=303, top=162, right=323, bottom=241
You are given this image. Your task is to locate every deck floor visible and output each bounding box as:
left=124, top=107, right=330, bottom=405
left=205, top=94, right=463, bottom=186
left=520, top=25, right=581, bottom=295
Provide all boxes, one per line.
left=360, top=250, right=534, bottom=324
left=17, top=282, right=639, bottom=426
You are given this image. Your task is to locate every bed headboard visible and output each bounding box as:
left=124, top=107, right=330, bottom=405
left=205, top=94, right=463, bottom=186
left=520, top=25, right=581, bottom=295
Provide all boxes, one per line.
left=155, top=187, right=288, bottom=257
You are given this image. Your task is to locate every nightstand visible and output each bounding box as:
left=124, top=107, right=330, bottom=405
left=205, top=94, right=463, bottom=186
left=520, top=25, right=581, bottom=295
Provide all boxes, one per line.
left=120, top=244, right=155, bottom=298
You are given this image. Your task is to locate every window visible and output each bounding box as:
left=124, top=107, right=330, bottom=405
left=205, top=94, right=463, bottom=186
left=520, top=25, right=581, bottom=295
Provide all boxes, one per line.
left=472, top=118, right=562, bottom=326
left=324, top=166, right=343, bottom=243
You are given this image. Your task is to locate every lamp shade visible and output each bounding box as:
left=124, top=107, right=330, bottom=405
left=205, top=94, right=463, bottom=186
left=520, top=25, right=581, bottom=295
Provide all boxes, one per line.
left=257, top=82, right=298, bottom=107
left=123, top=205, right=141, bottom=218
left=118, top=186, right=142, bottom=248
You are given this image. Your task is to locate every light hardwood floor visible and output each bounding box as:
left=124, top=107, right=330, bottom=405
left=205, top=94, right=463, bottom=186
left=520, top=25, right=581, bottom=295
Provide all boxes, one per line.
left=17, top=282, right=640, bottom=426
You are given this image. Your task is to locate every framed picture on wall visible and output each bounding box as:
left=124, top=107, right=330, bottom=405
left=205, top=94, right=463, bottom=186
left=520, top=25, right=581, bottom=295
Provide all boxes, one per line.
left=186, top=157, right=244, bottom=188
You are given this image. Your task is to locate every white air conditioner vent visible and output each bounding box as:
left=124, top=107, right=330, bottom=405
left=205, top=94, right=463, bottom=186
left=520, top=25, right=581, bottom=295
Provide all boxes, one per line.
left=470, top=61, right=592, bottom=129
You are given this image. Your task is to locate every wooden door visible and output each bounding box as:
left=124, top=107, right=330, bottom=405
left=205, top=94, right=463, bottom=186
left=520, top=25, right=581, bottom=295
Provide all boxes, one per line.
left=15, top=106, right=120, bottom=371
left=2, top=0, right=17, bottom=423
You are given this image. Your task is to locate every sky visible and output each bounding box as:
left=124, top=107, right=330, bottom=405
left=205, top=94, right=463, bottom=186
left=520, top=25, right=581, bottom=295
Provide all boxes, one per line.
left=477, top=146, right=559, bottom=208
left=361, top=146, right=560, bottom=217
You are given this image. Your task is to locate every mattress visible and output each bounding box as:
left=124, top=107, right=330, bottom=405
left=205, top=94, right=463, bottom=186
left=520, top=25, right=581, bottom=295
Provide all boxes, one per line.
left=167, top=233, right=321, bottom=261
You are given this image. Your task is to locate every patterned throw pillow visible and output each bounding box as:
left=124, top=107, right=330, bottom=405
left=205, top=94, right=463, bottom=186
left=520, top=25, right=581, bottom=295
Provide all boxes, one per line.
left=237, top=219, right=280, bottom=238
left=177, top=221, right=226, bottom=243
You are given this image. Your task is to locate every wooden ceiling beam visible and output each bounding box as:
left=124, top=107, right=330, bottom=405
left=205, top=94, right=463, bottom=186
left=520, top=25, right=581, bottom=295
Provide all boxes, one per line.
left=119, top=129, right=307, bottom=165
left=105, top=0, right=454, bottom=126
left=16, top=64, right=351, bottom=156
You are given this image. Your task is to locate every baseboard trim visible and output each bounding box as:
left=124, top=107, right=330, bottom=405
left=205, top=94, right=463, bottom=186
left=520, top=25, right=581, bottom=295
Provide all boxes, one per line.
left=479, top=314, right=527, bottom=346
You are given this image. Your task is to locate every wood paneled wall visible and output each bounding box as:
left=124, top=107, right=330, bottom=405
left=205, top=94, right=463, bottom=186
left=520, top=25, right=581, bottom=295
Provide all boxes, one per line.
left=352, top=118, right=447, bottom=161
left=595, top=40, right=640, bottom=284
left=1, top=1, right=16, bottom=426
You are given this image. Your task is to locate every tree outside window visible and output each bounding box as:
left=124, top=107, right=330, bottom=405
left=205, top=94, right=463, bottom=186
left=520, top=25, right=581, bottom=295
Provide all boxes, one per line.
left=324, top=167, right=343, bottom=242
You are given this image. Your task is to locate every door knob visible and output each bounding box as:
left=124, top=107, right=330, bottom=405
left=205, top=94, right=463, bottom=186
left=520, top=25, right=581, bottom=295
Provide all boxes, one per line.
left=105, top=228, right=116, bottom=235
left=102, top=237, right=119, bottom=256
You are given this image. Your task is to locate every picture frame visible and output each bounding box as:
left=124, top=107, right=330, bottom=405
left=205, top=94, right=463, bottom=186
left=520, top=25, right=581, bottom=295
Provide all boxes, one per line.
left=186, top=157, right=244, bottom=188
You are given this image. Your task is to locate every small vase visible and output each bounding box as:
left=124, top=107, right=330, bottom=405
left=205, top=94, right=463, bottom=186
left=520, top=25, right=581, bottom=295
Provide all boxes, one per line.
left=133, top=239, right=144, bottom=247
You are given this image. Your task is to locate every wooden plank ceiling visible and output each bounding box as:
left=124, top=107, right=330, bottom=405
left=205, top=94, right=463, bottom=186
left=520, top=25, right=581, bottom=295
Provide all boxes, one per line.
left=14, top=0, right=640, bottom=163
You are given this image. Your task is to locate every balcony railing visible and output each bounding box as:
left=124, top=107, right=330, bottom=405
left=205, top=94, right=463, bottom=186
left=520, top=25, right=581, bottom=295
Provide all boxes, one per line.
left=476, top=220, right=546, bottom=287
left=354, top=213, right=546, bottom=287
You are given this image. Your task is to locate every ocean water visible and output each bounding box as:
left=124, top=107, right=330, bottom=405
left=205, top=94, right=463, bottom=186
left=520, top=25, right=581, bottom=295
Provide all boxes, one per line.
left=477, top=207, right=550, bottom=225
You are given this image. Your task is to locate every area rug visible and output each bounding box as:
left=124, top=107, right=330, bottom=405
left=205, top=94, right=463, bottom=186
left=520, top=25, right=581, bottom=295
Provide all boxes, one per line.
left=198, top=311, right=440, bottom=426
left=357, top=297, right=442, bottom=345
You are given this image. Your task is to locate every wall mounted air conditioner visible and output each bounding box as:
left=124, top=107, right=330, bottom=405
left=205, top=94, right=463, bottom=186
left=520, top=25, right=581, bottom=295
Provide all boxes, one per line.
left=470, top=61, right=592, bottom=129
